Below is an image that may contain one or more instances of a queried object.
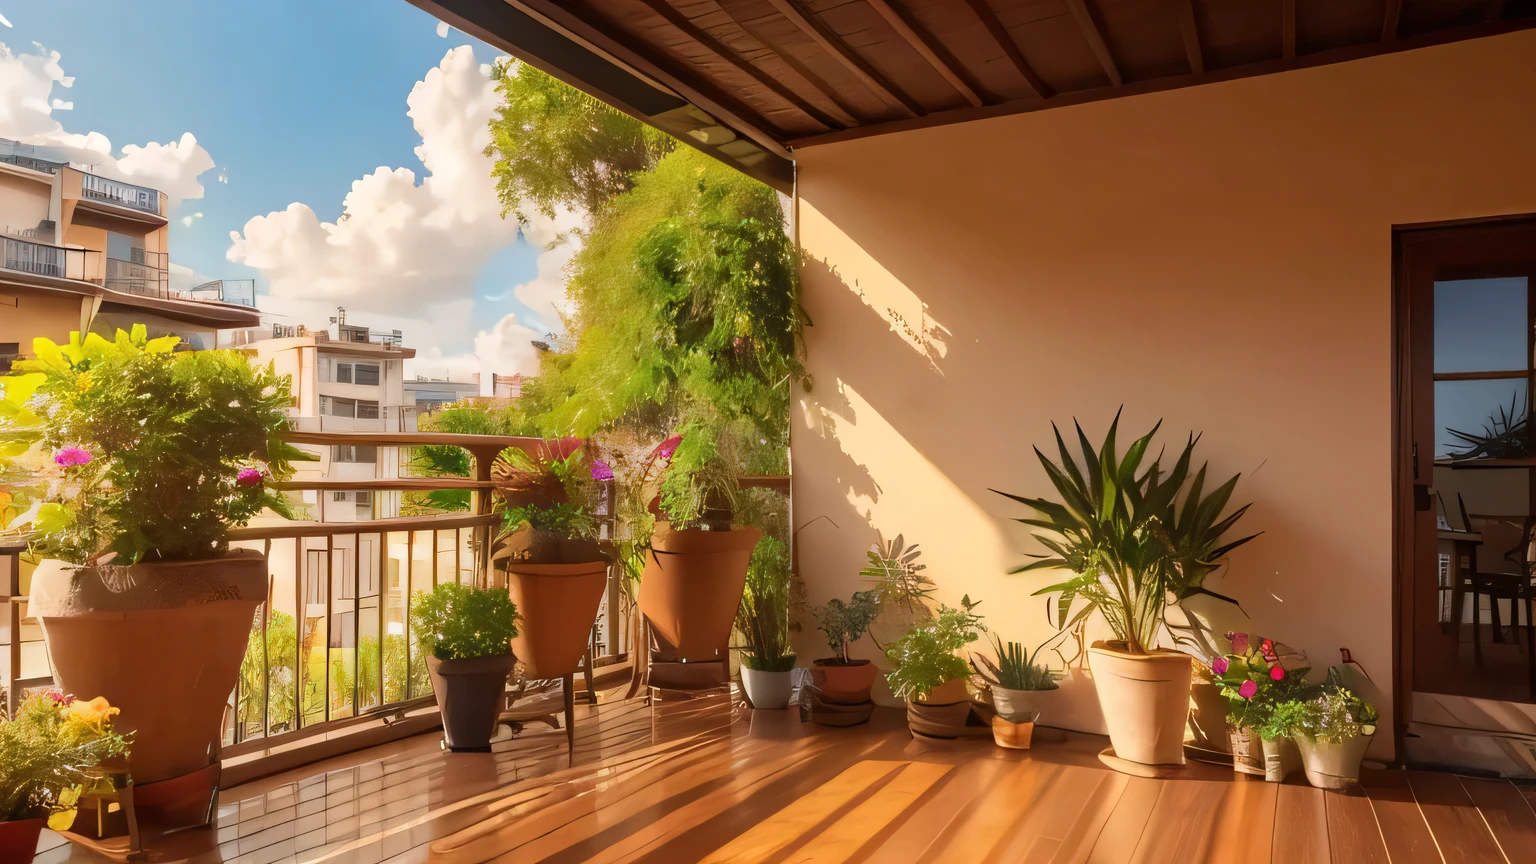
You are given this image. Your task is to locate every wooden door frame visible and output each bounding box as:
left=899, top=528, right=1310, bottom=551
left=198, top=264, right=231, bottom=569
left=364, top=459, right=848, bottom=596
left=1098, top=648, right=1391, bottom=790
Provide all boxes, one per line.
left=1392, top=214, right=1536, bottom=761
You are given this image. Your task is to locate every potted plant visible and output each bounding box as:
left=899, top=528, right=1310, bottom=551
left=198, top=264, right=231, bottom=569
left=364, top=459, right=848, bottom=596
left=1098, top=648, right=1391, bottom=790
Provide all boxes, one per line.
left=1275, top=675, right=1379, bottom=790
left=411, top=582, right=520, bottom=751
left=0, top=691, right=129, bottom=863
left=886, top=597, right=985, bottom=739
left=735, top=535, right=795, bottom=709
left=492, top=438, right=610, bottom=683
left=810, top=589, right=880, bottom=706
left=0, top=328, right=305, bottom=785
left=973, top=635, right=1058, bottom=749
left=994, top=412, right=1258, bottom=767
left=1211, top=633, right=1311, bottom=777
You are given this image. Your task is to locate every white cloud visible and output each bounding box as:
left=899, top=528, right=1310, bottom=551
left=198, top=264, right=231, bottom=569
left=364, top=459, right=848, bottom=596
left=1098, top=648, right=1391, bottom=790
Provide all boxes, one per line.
left=180, top=211, right=203, bottom=227
left=436, top=21, right=450, bottom=38
left=0, top=41, right=215, bottom=209
left=168, top=262, right=213, bottom=294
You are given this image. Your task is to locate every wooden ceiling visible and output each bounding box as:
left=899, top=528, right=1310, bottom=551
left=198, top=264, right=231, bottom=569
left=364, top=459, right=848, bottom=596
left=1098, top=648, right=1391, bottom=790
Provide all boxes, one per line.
left=416, top=0, right=1536, bottom=191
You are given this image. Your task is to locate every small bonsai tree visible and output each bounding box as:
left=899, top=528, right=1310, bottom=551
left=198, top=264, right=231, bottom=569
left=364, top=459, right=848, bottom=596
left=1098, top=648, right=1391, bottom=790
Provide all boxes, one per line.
left=736, top=535, right=794, bottom=673
left=0, top=327, right=308, bottom=563
left=409, top=583, right=520, bottom=660
left=814, top=589, right=879, bottom=665
left=885, top=596, right=985, bottom=701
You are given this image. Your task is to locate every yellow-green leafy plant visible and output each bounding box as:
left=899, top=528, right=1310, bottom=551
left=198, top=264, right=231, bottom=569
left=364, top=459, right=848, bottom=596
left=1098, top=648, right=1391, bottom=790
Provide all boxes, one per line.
left=409, top=583, right=520, bottom=660
left=736, top=535, right=794, bottom=672
left=884, top=596, right=986, bottom=701
left=0, top=691, right=129, bottom=826
left=0, top=327, right=309, bottom=563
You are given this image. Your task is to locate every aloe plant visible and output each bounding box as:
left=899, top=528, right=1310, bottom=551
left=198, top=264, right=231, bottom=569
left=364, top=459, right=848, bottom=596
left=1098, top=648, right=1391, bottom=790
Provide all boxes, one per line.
left=992, top=410, right=1258, bottom=655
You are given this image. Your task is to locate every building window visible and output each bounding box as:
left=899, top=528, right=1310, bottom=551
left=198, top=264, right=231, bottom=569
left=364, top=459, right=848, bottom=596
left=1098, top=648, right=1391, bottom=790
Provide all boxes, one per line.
left=335, top=362, right=352, bottom=384
left=333, top=491, right=350, bottom=502
left=356, top=400, right=380, bottom=419
left=331, top=445, right=378, bottom=464
left=0, top=342, right=18, bottom=374
left=355, top=491, right=373, bottom=521
left=354, top=364, right=380, bottom=386
left=326, top=397, right=356, bottom=418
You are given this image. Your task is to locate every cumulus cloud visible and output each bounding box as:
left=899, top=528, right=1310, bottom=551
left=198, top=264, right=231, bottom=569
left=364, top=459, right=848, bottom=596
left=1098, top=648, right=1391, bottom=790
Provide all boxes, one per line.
left=181, top=212, right=203, bottom=227
left=436, top=21, right=450, bottom=38
left=0, top=40, right=215, bottom=209
left=227, top=46, right=582, bottom=382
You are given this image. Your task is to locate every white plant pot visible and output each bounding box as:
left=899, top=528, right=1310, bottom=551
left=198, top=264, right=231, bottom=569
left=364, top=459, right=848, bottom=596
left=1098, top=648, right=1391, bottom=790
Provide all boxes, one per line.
left=741, top=666, right=792, bottom=710
left=1087, top=642, right=1192, bottom=766
left=1294, top=732, right=1374, bottom=790
left=991, top=685, right=1054, bottom=723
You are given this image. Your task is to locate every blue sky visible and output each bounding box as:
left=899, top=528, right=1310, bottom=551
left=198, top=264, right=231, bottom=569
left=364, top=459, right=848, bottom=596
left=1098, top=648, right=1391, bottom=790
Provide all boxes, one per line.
left=5, top=0, right=556, bottom=368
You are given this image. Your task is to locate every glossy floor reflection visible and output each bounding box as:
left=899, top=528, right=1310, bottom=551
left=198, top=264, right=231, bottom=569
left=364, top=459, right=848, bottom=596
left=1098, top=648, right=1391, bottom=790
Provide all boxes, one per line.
left=35, top=689, right=1536, bottom=863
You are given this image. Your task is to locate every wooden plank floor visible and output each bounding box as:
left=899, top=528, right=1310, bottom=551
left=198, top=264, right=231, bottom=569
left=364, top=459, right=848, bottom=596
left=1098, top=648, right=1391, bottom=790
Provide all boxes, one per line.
left=35, top=691, right=1536, bottom=864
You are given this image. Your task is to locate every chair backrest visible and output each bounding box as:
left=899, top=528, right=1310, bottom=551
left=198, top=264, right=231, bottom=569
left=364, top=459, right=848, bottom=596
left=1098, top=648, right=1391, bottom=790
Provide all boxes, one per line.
left=1471, top=516, right=1531, bottom=575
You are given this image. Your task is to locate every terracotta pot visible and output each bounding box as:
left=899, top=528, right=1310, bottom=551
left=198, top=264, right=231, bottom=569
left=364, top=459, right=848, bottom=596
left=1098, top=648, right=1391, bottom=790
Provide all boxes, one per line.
left=915, top=676, right=970, bottom=705
left=907, top=699, right=972, bottom=738
left=991, top=685, right=1053, bottom=722
left=638, top=523, right=761, bottom=662
left=1188, top=682, right=1231, bottom=753
left=506, top=561, right=609, bottom=679
left=992, top=715, right=1035, bottom=749
left=1229, top=726, right=1264, bottom=776
left=426, top=652, right=516, bottom=752
left=1294, top=733, right=1374, bottom=790
left=31, top=550, right=264, bottom=784
left=740, top=666, right=792, bottom=710
left=808, top=689, right=875, bottom=727
left=810, top=659, right=879, bottom=704
left=1086, top=641, right=1191, bottom=766
left=1261, top=734, right=1301, bottom=782
left=0, top=818, right=44, bottom=864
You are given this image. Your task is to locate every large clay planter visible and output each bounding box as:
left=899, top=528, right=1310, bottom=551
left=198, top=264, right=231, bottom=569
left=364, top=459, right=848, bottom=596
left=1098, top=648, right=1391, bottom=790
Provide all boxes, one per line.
left=810, top=659, right=879, bottom=704
left=1261, top=735, right=1301, bottom=782
left=638, top=523, right=761, bottom=661
left=30, top=550, right=264, bottom=784
left=0, top=818, right=44, bottom=864
left=426, top=652, right=516, bottom=752
left=506, top=561, right=609, bottom=679
left=740, top=666, right=792, bottom=710
left=1294, top=733, right=1373, bottom=790
left=991, top=685, right=1054, bottom=722
left=1229, top=726, right=1264, bottom=776
left=1087, top=641, right=1192, bottom=767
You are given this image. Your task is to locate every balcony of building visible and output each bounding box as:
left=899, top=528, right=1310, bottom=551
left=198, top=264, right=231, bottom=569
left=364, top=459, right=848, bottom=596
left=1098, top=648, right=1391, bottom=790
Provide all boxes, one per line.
left=75, top=172, right=165, bottom=218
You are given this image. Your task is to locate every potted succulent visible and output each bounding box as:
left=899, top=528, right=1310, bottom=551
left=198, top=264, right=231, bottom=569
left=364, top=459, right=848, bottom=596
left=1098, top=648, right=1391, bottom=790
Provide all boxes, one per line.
left=973, top=635, right=1058, bottom=749
left=411, top=582, right=520, bottom=751
left=492, top=438, right=610, bottom=682
left=1273, top=674, right=1379, bottom=790
left=0, top=328, right=305, bottom=785
left=1211, top=633, right=1311, bottom=778
left=0, top=691, right=129, bottom=863
left=735, top=536, right=795, bottom=709
left=810, top=589, right=880, bottom=706
left=886, top=596, right=985, bottom=739
left=994, top=412, right=1258, bottom=768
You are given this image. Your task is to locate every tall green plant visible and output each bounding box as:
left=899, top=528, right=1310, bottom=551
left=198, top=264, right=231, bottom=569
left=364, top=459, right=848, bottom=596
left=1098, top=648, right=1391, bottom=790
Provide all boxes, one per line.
left=993, top=411, right=1257, bottom=655
left=736, top=535, right=794, bottom=672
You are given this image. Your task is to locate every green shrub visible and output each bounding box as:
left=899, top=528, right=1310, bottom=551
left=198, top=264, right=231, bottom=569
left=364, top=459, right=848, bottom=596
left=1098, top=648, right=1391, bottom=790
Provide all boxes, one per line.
left=885, top=597, right=985, bottom=700
left=814, top=590, right=879, bottom=664
left=409, top=583, right=519, bottom=660
left=737, top=535, right=794, bottom=672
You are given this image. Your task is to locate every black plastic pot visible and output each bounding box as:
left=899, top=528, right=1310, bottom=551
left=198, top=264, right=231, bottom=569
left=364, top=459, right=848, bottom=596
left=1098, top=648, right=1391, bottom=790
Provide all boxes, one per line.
left=426, top=652, right=516, bottom=752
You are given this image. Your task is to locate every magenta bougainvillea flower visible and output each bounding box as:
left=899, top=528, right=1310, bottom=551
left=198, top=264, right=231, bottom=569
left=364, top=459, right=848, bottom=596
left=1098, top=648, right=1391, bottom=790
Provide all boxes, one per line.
left=45, top=689, right=75, bottom=705
left=590, top=459, right=614, bottom=482
left=53, top=446, right=92, bottom=467
left=236, top=468, right=264, bottom=487
left=1210, top=657, right=1229, bottom=675
left=1269, top=665, right=1286, bottom=681
left=652, top=435, right=682, bottom=461
left=1237, top=680, right=1259, bottom=699
left=1230, top=632, right=1250, bottom=654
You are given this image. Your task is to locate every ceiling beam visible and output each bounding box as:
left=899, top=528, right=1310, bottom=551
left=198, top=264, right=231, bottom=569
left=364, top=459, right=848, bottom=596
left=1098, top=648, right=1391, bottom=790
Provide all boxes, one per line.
left=1282, top=0, right=1296, bottom=59
left=865, top=0, right=985, bottom=107
left=635, top=0, right=848, bottom=131
left=1064, top=0, right=1122, bottom=87
left=762, top=0, right=923, bottom=117
left=963, top=0, right=1051, bottom=99
left=1176, top=0, right=1203, bottom=75
left=707, top=3, right=868, bottom=124
left=1383, top=0, right=1402, bottom=41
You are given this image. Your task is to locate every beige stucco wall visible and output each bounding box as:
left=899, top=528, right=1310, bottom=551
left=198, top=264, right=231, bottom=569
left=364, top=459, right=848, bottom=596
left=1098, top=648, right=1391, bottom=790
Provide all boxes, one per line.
left=791, top=30, right=1536, bottom=757
left=0, top=288, right=88, bottom=353
left=0, top=170, right=52, bottom=235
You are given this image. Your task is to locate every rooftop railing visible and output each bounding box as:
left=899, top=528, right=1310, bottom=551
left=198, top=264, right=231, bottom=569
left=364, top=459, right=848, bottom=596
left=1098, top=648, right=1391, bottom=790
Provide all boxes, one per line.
left=175, top=279, right=256, bottom=307
left=79, top=172, right=162, bottom=215
left=0, top=151, right=63, bottom=175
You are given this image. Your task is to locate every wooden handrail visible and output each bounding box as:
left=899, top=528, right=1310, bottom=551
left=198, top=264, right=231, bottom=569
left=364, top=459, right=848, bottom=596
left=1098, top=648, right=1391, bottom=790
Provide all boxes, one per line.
left=283, top=430, right=546, bottom=455
left=271, top=478, right=497, bottom=492
left=228, top=512, right=500, bottom=541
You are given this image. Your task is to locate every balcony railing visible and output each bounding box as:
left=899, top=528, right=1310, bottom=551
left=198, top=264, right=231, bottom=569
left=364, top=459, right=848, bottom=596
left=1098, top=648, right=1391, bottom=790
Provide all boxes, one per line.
left=79, top=172, right=162, bottom=215
left=104, top=253, right=169, bottom=298
left=175, top=279, right=256, bottom=307
left=2, top=236, right=99, bottom=282
left=0, top=150, right=62, bottom=175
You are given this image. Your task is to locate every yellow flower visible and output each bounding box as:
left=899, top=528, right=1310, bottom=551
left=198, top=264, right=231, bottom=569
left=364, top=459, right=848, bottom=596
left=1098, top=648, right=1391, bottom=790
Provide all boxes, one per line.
left=62, top=696, right=118, bottom=732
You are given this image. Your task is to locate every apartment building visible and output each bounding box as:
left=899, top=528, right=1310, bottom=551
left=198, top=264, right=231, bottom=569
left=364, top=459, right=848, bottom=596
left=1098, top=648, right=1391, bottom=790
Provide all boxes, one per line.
left=0, top=139, right=258, bottom=368
left=403, top=374, right=481, bottom=412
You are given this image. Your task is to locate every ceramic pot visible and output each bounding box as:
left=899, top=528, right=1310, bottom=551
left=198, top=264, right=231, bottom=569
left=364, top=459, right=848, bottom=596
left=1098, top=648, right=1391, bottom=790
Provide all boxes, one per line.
left=1294, top=733, right=1374, bottom=790
left=1187, top=682, right=1231, bottom=753
left=506, top=561, right=609, bottom=679
left=907, top=699, right=972, bottom=738
left=810, top=659, right=879, bottom=704
left=426, top=652, right=516, bottom=752
left=740, top=666, right=792, bottom=710
left=1229, top=726, right=1264, bottom=776
left=1261, top=735, right=1301, bottom=783
left=0, top=818, right=44, bottom=864
left=638, top=523, right=761, bottom=662
left=916, top=677, right=970, bottom=705
left=991, top=685, right=1053, bottom=722
left=992, top=715, right=1035, bottom=749
left=1086, top=641, right=1191, bottom=766
left=31, top=550, right=264, bottom=784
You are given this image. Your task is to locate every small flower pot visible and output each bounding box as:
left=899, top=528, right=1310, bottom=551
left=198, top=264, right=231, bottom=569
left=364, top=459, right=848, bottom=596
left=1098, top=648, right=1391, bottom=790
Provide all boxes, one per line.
left=1261, top=735, right=1301, bottom=783
left=990, top=685, right=1053, bottom=723
left=991, top=715, right=1035, bottom=749
left=1228, top=726, right=1265, bottom=776
left=0, top=818, right=44, bottom=864
left=426, top=652, right=516, bottom=752
left=741, top=666, right=792, bottom=710
left=1187, top=682, right=1231, bottom=754
left=915, top=677, right=970, bottom=706
left=810, top=658, right=879, bottom=704
left=906, top=700, right=972, bottom=739
left=1293, top=732, right=1374, bottom=790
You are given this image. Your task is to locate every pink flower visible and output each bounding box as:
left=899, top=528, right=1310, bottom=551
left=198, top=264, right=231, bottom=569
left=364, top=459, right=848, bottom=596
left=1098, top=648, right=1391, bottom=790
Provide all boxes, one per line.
left=550, top=437, right=584, bottom=460
left=1269, top=666, right=1286, bottom=682
left=45, top=689, right=74, bottom=705
left=1210, top=657, right=1229, bottom=675
left=590, top=459, right=614, bottom=482
left=1230, top=632, right=1250, bottom=654
left=651, top=435, right=682, bottom=462
left=53, top=446, right=92, bottom=467
left=1237, top=680, right=1259, bottom=699
left=236, top=468, right=263, bottom=487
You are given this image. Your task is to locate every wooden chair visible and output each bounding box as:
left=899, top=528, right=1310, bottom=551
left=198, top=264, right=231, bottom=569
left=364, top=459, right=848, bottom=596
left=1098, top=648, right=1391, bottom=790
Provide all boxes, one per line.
left=1463, top=512, right=1536, bottom=685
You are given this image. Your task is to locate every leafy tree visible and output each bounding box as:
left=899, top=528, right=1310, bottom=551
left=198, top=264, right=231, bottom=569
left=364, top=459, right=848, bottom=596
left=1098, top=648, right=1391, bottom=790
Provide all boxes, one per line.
left=408, top=402, right=535, bottom=513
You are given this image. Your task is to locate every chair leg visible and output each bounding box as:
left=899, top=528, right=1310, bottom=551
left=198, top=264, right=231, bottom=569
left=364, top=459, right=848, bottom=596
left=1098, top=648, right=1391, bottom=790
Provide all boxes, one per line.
left=582, top=644, right=597, bottom=705
left=1474, top=590, right=1484, bottom=664
left=121, top=780, right=144, bottom=863
left=564, top=672, right=575, bottom=755
left=1492, top=593, right=1504, bottom=644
